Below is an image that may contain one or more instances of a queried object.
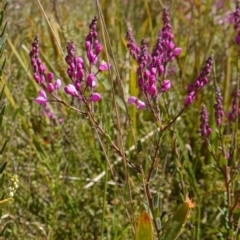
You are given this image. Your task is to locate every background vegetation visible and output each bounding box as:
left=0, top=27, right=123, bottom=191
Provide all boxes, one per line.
left=0, top=0, right=239, bottom=239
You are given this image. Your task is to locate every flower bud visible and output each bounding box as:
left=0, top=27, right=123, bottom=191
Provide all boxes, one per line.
left=64, top=84, right=78, bottom=96
left=90, top=93, right=101, bottom=102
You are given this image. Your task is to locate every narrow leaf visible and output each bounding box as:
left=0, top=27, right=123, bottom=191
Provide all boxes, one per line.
left=3, top=2, right=8, bottom=11
left=0, top=33, right=7, bottom=47
left=153, top=193, right=159, bottom=208
left=0, top=104, right=6, bottom=126
left=0, top=85, right=4, bottom=99
left=153, top=207, right=160, bottom=219
left=0, top=140, right=7, bottom=154
left=0, top=162, right=6, bottom=174
left=0, top=174, right=4, bottom=188
left=137, top=140, right=142, bottom=153
left=0, top=10, right=3, bottom=27
left=0, top=57, right=6, bottom=72
left=0, top=22, right=7, bottom=38
left=135, top=211, right=154, bottom=240
left=159, top=198, right=195, bottom=240
left=0, top=221, right=11, bottom=237
left=150, top=167, right=158, bottom=180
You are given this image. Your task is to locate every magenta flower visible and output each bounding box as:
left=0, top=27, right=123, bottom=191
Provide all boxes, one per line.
left=147, top=85, right=157, bottom=96
left=64, top=84, right=78, bottom=96
left=47, top=83, right=54, bottom=93
left=30, top=16, right=108, bottom=120
left=184, top=92, right=195, bottom=107
left=58, top=118, right=64, bottom=124
left=228, top=90, right=240, bottom=122
left=234, top=2, right=240, bottom=47
left=200, top=105, right=212, bottom=139
left=86, top=73, right=96, bottom=87
left=128, top=96, right=146, bottom=109
left=90, top=93, right=101, bottom=102
left=99, top=61, right=111, bottom=71
left=160, top=80, right=171, bottom=93
left=54, top=79, right=61, bottom=89
left=214, top=87, right=224, bottom=126
left=85, top=16, right=102, bottom=65
left=128, top=96, right=137, bottom=105
left=47, top=72, right=54, bottom=82
left=87, top=51, right=97, bottom=64
left=126, top=7, right=181, bottom=108
left=136, top=100, right=146, bottom=109
left=63, top=17, right=107, bottom=103
left=95, top=44, right=103, bottom=55
left=171, top=47, right=182, bottom=57
left=184, top=55, right=213, bottom=106
left=35, top=90, right=47, bottom=106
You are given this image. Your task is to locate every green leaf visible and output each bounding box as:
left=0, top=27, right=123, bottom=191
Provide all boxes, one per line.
left=135, top=211, right=154, bottom=240
left=0, top=33, right=7, bottom=47
left=150, top=167, right=158, bottom=180
left=0, top=193, right=5, bottom=201
left=3, top=2, right=8, bottom=11
left=0, top=20, right=7, bottom=38
left=0, top=140, right=7, bottom=154
left=159, top=198, right=195, bottom=240
left=153, top=193, right=159, bottom=208
left=115, top=96, right=126, bottom=112
left=137, top=140, right=142, bottom=153
left=153, top=207, right=160, bottom=219
left=0, top=104, right=6, bottom=126
left=0, top=221, right=11, bottom=237
left=0, top=161, right=6, bottom=173
left=0, top=84, right=5, bottom=99
left=0, top=57, right=6, bottom=72
left=0, top=174, right=5, bottom=187
left=0, top=9, right=4, bottom=27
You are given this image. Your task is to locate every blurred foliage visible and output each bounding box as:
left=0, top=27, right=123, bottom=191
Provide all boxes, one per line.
left=0, top=0, right=238, bottom=239
left=0, top=0, right=17, bottom=236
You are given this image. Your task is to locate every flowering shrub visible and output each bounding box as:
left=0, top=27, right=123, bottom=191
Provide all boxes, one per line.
left=25, top=3, right=240, bottom=240
left=29, top=16, right=110, bottom=120
left=126, top=8, right=181, bottom=109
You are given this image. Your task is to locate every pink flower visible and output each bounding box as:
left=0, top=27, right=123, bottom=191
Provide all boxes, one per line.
left=127, top=96, right=146, bottom=109
left=54, top=79, right=61, bottom=89
left=58, top=118, right=64, bottom=124
left=90, top=93, right=101, bottom=102
left=47, top=83, right=54, bottom=93
left=128, top=96, right=137, bottom=105
left=216, top=0, right=224, bottom=9
left=39, top=89, right=47, bottom=98
left=64, top=84, right=78, bottom=96
left=87, top=50, right=98, bottom=64
left=172, top=47, right=182, bottom=57
left=47, top=72, right=54, bottom=82
left=35, top=90, right=47, bottom=106
left=136, top=100, right=146, bottom=109
left=95, top=44, right=103, bottom=55
left=161, top=80, right=171, bottom=93
left=85, top=41, right=91, bottom=51
left=86, top=73, right=96, bottom=87
left=184, top=92, right=195, bottom=106
left=33, top=73, right=41, bottom=83
left=147, top=85, right=157, bottom=96
left=98, top=61, right=111, bottom=71
left=236, top=35, right=240, bottom=46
